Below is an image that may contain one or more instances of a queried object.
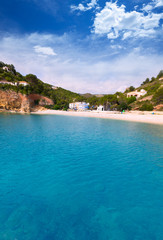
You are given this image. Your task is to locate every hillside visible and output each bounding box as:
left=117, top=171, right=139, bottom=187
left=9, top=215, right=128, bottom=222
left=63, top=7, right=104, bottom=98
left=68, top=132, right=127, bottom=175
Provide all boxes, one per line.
left=81, top=70, right=163, bottom=111
left=0, top=61, right=162, bottom=112
left=0, top=61, right=84, bottom=112
left=126, top=71, right=163, bottom=111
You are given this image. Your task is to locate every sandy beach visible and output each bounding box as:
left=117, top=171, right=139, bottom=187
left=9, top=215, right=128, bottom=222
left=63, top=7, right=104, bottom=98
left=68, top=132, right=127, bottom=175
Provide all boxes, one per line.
left=31, top=110, right=163, bottom=125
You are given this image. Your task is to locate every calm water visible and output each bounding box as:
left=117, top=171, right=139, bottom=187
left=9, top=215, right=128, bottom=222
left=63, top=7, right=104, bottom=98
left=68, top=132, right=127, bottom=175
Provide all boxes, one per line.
left=0, top=113, right=163, bottom=240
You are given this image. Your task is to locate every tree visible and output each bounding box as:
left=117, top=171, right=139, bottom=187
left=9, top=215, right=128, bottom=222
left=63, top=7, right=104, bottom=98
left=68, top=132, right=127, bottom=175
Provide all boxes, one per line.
left=141, top=78, right=149, bottom=85
left=129, top=86, right=135, bottom=91
left=9, top=64, right=16, bottom=75
left=25, top=74, right=38, bottom=84
left=157, top=70, right=163, bottom=79
left=0, top=61, right=5, bottom=67
left=88, top=96, right=99, bottom=108
left=150, top=77, right=155, bottom=82
left=127, top=96, right=136, bottom=104
left=117, top=102, right=129, bottom=111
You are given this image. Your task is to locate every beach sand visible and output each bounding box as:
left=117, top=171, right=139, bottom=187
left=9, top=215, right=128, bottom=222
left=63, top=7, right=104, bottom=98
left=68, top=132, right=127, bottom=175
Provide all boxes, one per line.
left=31, top=110, right=163, bottom=125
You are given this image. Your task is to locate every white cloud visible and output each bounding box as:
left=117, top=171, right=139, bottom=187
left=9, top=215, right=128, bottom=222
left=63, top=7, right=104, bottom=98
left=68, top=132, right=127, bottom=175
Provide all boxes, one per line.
left=142, top=4, right=154, bottom=12
left=34, top=45, right=57, bottom=56
left=110, top=45, right=123, bottom=49
left=71, top=0, right=98, bottom=12
left=155, top=0, right=163, bottom=7
left=87, top=0, right=98, bottom=8
left=0, top=33, right=163, bottom=94
left=142, top=0, right=163, bottom=12
left=93, top=2, right=163, bottom=40
left=122, top=31, right=132, bottom=40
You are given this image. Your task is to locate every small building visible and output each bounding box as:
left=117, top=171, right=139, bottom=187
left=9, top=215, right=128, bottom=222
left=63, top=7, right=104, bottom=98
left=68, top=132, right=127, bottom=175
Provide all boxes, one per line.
left=159, top=77, right=163, bottom=81
left=97, top=105, right=104, bottom=111
left=0, top=80, right=15, bottom=86
left=52, top=86, right=58, bottom=90
left=69, top=102, right=89, bottom=111
left=2, top=66, right=10, bottom=72
left=18, top=81, right=29, bottom=86
left=127, top=89, right=147, bottom=99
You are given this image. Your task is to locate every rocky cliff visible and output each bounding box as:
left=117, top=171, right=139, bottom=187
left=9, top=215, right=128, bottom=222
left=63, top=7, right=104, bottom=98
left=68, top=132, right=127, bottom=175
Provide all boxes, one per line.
left=0, top=90, right=54, bottom=113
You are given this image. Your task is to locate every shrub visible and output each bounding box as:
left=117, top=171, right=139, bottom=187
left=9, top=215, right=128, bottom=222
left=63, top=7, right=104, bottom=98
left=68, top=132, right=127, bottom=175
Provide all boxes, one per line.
left=157, top=70, right=163, bottom=79
left=150, top=77, right=156, bottom=83
left=129, top=86, right=135, bottom=91
left=53, top=105, right=61, bottom=110
left=139, top=103, right=153, bottom=111
left=141, top=78, right=150, bottom=85
left=127, top=96, right=136, bottom=104
left=152, top=87, right=163, bottom=104
left=117, top=102, right=129, bottom=111
left=145, top=83, right=161, bottom=95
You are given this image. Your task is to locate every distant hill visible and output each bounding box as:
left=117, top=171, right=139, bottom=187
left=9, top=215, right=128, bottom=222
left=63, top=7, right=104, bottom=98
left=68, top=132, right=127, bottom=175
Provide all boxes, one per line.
left=80, top=93, right=94, bottom=98
left=80, top=93, right=105, bottom=98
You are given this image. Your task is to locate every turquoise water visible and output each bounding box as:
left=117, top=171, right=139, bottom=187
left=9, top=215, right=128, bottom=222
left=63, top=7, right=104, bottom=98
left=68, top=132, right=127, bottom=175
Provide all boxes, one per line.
left=0, top=113, right=163, bottom=240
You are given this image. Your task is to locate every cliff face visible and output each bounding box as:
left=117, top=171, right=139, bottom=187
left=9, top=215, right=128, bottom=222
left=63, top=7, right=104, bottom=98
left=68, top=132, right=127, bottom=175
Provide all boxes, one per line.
left=0, top=90, right=54, bottom=113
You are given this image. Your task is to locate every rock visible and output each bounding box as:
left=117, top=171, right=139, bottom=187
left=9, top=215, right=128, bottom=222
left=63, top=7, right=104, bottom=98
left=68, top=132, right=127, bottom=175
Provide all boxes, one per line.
left=0, top=90, right=54, bottom=113
left=0, top=90, right=22, bottom=111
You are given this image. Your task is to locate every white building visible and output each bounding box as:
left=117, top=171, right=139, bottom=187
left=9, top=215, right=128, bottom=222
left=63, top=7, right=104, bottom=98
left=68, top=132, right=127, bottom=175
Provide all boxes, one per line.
left=97, top=105, right=104, bottom=111
left=2, top=66, right=10, bottom=72
left=0, top=80, right=15, bottom=86
left=127, top=89, right=147, bottom=99
left=18, top=81, right=29, bottom=86
left=69, top=102, right=89, bottom=111
left=52, top=86, right=58, bottom=90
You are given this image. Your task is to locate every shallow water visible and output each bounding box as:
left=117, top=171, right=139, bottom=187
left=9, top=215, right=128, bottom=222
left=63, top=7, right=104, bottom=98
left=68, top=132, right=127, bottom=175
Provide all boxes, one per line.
left=0, top=113, right=163, bottom=240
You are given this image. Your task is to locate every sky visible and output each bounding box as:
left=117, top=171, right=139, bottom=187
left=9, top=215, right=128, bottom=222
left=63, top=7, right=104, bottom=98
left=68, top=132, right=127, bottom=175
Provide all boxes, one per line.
left=0, top=0, right=163, bottom=93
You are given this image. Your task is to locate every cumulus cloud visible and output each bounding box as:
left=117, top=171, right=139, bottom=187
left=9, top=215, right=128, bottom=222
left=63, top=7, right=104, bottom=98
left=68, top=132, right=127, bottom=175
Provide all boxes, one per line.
left=93, top=2, right=163, bottom=40
left=142, top=0, right=163, bottom=12
left=142, top=4, right=154, bottom=12
left=34, top=45, right=57, bottom=56
left=71, top=0, right=98, bottom=12
left=0, top=33, right=163, bottom=94
left=155, top=0, right=163, bottom=7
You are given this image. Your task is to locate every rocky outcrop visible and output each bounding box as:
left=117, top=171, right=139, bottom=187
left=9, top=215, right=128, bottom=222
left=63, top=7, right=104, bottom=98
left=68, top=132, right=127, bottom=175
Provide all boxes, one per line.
left=19, top=94, right=31, bottom=113
left=28, top=94, right=54, bottom=106
left=154, top=104, right=163, bottom=111
left=0, top=90, right=54, bottom=113
left=0, top=90, right=22, bottom=111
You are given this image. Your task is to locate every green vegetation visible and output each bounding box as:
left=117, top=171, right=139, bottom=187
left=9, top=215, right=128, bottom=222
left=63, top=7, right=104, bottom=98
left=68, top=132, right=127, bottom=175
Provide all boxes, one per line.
left=157, top=70, right=163, bottom=79
left=139, top=102, right=153, bottom=111
left=141, top=78, right=150, bottom=85
left=125, top=86, right=135, bottom=93
left=0, top=61, right=162, bottom=111
left=0, top=61, right=84, bottom=109
left=127, top=96, right=136, bottom=104
left=152, top=87, right=163, bottom=104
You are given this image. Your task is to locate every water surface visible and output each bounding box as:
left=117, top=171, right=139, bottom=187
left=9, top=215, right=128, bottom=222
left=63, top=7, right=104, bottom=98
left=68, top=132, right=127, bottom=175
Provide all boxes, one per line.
left=0, top=113, right=163, bottom=240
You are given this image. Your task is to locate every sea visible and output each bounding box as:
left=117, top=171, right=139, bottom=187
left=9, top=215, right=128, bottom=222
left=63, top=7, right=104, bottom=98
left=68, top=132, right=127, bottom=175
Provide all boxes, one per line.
left=0, top=113, right=163, bottom=240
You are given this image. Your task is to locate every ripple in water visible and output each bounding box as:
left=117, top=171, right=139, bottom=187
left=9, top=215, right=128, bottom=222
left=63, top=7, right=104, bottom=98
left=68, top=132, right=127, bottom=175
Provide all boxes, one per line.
left=0, top=114, right=163, bottom=240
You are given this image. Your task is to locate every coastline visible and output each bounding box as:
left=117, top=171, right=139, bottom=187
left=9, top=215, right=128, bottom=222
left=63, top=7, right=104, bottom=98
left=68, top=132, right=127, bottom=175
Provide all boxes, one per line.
left=31, top=110, right=163, bottom=125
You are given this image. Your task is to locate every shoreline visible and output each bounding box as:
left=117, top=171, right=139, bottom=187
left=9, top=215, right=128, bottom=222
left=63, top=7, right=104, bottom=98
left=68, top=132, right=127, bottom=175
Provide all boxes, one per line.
left=31, top=110, right=163, bottom=125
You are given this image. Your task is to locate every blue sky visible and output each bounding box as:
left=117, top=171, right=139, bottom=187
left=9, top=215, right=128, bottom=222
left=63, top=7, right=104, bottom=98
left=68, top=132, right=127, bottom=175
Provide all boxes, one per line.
left=0, top=0, right=163, bottom=93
